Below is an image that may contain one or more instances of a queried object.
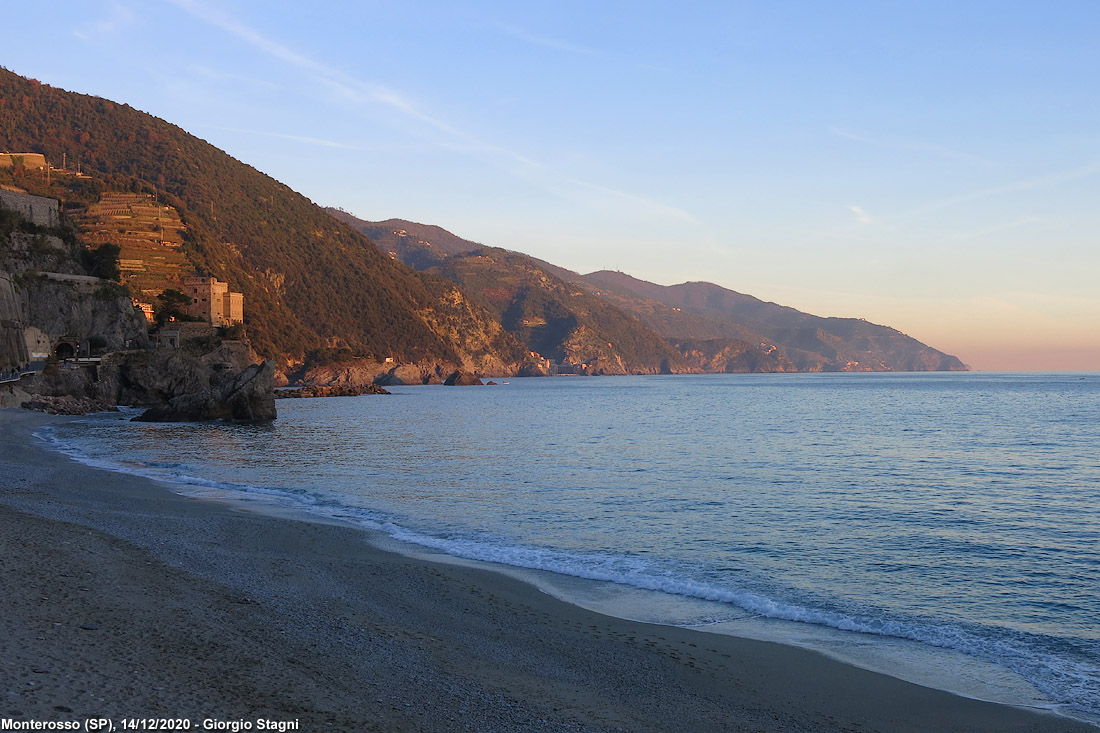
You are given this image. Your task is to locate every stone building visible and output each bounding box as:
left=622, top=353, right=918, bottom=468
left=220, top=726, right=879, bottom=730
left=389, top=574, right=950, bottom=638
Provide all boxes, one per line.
left=182, top=276, right=244, bottom=326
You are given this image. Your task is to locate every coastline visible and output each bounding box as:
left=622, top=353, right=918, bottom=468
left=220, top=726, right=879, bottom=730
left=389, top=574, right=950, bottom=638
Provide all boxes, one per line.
left=1, top=409, right=1093, bottom=731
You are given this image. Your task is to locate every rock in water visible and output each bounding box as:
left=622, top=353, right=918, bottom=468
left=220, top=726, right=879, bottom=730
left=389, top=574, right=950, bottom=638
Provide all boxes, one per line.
left=274, top=384, right=390, bottom=398
left=443, top=370, right=483, bottom=386
left=135, top=361, right=276, bottom=422
left=21, top=395, right=118, bottom=415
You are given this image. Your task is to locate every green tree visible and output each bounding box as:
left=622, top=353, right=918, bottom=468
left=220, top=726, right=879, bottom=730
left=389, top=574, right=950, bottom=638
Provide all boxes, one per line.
left=80, top=242, right=121, bottom=281
left=153, top=288, right=194, bottom=325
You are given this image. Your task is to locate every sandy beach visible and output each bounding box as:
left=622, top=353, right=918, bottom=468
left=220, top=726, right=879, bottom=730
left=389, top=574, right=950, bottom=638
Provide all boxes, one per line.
left=0, top=409, right=1092, bottom=732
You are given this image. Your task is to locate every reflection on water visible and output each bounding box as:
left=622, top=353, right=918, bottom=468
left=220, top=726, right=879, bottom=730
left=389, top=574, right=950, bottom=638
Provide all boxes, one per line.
left=46, top=373, right=1100, bottom=721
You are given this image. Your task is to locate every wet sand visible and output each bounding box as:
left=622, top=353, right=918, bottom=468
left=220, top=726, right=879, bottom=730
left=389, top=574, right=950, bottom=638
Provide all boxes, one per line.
left=1, top=410, right=1092, bottom=731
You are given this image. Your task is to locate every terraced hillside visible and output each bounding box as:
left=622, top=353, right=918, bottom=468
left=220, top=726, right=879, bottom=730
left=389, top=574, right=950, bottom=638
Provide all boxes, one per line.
left=72, top=192, right=194, bottom=298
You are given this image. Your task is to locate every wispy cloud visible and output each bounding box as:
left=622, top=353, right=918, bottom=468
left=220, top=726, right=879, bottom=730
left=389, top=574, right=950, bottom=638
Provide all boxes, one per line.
left=849, top=205, right=872, bottom=224
left=166, top=0, right=459, bottom=136
left=72, top=0, right=135, bottom=41
left=830, top=126, right=991, bottom=165
left=560, top=178, right=699, bottom=226
left=199, top=125, right=360, bottom=150
left=496, top=23, right=597, bottom=56
left=189, top=65, right=278, bottom=91
left=904, top=160, right=1100, bottom=219
left=166, top=0, right=699, bottom=228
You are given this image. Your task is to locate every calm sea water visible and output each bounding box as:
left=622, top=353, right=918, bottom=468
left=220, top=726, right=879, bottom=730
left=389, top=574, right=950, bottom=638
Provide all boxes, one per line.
left=42, top=373, right=1100, bottom=723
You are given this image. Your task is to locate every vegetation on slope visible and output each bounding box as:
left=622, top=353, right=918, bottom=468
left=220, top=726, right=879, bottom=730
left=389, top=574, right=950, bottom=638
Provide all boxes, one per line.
left=439, top=248, right=687, bottom=373
left=581, top=271, right=968, bottom=372
left=335, top=214, right=688, bottom=374
left=0, top=68, right=520, bottom=371
left=327, top=212, right=484, bottom=268
left=0, top=67, right=963, bottom=376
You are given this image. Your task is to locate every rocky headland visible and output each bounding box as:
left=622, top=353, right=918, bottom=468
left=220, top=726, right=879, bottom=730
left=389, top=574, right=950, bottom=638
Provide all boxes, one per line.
left=1, top=192, right=277, bottom=421
left=135, top=360, right=276, bottom=422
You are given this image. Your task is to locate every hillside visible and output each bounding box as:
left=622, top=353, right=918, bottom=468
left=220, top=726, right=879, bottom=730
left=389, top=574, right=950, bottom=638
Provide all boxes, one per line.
left=327, top=213, right=484, bottom=269
left=335, top=214, right=701, bottom=375
left=581, top=271, right=968, bottom=372
left=70, top=192, right=192, bottom=298
left=0, top=68, right=524, bottom=376
left=336, top=213, right=965, bottom=373
left=436, top=248, right=688, bottom=374
left=0, top=67, right=962, bottom=378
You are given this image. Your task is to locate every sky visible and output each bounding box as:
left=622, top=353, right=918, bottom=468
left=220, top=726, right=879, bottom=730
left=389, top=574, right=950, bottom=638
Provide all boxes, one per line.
left=5, top=1, right=1099, bottom=370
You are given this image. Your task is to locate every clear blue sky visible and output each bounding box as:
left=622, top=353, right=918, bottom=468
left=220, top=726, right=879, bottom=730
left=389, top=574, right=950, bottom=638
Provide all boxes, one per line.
left=6, top=1, right=1099, bottom=370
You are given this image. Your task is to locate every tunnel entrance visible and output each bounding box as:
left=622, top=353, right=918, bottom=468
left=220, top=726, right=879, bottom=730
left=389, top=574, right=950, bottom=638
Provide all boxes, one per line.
left=54, top=340, right=77, bottom=360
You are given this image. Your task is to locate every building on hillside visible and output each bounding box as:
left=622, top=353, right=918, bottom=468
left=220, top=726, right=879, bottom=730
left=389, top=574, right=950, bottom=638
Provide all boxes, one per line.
left=224, top=291, right=244, bottom=325
left=0, top=153, right=48, bottom=171
left=156, top=330, right=181, bottom=350
left=132, top=299, right=155, bottom=325
left=182, top=276, right=244, bottom=326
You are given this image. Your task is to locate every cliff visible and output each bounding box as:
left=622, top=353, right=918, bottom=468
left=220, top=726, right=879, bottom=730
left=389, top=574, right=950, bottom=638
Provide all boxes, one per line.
left=19, top=274, right=148, bottom=353
left=0, top=271, right=28, bottom=374
left=672, top=338, right=795, bottom=374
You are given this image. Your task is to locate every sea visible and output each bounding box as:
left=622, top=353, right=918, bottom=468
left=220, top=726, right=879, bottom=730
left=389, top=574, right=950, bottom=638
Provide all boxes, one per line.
left=38, top=372, right=1100, bottom=725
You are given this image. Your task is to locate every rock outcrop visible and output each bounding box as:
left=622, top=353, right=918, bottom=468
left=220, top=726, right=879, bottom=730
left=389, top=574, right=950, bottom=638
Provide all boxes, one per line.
left=671, top=338, right=795, bottom=374
left=21, top=394, right=117, bottom=415
left=275, top=384, right=389, bottom=398
left=134, top=360, right=276, bottom=422
left=443, top=370, right=483, bottom=386
left=515, top=362, right=551, bottom=377
left=22, top=341, right=277, bottom=418
left=108, top=350, right=218, bottom=406
left=0, top=272, right=30, bottom=376
left=295, top=358, right=468, bottom=387
left=17, top=272, right=149, bottom=353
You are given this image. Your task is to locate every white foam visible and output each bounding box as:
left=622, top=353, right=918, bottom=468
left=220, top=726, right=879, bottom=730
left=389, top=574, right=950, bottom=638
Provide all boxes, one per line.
left=38, top=419, right=1100, bottom=723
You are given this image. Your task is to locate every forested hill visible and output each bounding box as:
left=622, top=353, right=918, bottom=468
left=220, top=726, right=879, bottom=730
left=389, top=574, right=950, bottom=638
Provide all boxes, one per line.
left=0, top=68, right=522, bottom=373
left=336, top=213, right=966, bottom=373
left=580, top=271, right=968, bottom=372
left=333, top=214, right=791, bottom=374
left=327, top=212, right=485, bottom=269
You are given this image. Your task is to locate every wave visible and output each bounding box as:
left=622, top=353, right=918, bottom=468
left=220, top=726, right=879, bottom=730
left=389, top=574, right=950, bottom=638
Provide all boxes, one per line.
left=37, top=422, right=1100, bottom=721
left=366, top=521, right=1099, bottom=719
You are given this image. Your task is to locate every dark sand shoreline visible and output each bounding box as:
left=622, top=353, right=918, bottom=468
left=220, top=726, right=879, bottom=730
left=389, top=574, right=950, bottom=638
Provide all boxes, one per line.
left=1, top=410, right=1093, bottom=731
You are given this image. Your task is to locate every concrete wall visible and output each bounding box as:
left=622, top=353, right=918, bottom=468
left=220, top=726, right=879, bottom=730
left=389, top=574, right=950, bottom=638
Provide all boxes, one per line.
left=0, top=189, right=60, bottom=228
left=0, top=153, right=47, bottom=171
left=0, top=271, right=30, bottom=375
left=24, top=326, right=50, bottom=371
